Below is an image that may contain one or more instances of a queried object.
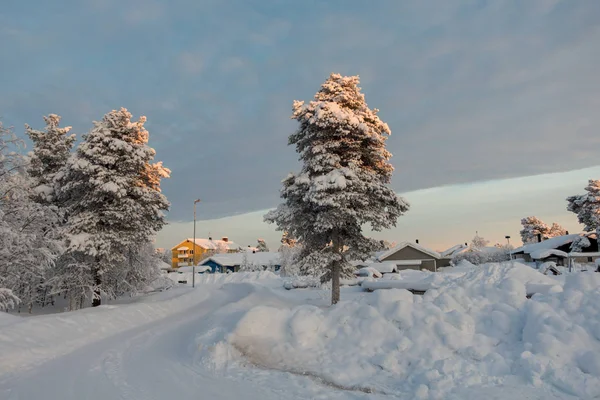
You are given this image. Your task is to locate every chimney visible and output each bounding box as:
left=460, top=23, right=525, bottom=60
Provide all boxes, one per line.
left=537, top=233, right=542, bottom=243
left=415, top=239, right=419, bottom=244
left=222, top=237, right=229, bottom=242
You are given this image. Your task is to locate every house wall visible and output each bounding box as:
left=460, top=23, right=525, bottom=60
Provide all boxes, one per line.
left=171, top=240, right=238, bottom=268
left=381, top=246, right=439, bottom=272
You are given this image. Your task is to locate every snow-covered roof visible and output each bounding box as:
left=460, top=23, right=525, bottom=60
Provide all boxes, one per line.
left=201, top=252, right=281, bottom=267
left=569, top=252, right=600, bottom=257
left=378, top=242, right=441, bottom=261
left=440, top=244, right=468, bottom=258
left=158, top=261, right=173, bottom=270
left=170, top=238, right=241, bottom=251
left=529, top=249, right=568, bottom=260
left=511, top=234, right=583, bottom=255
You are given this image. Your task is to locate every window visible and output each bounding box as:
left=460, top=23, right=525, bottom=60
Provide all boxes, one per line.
left=588, top=257, right=593, bottom=263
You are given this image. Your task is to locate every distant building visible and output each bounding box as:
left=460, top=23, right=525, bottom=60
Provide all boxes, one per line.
left=511, top=233, right=598, bottom=267
left=355, top=241, right=450, bottom=273
left=170, top=237, right=240, bottom=268
left=201, top=252, right=281, bottom=273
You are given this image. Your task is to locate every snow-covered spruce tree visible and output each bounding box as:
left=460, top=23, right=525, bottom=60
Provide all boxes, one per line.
left=0, top=122, right=62, bottom=312
left=256, top=239, right=269, bottom=252
left=567, top=180, right=600, bottom=237
left=25, top=114, right=75, bottom=206
left=58, top=108, right=170, bottom=307
left=265, top=73, right=409, bottom=305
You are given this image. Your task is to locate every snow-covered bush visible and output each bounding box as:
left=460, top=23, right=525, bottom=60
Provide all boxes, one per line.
left=452, top=247, right=510, bottom=265
left=0, top=288, right=20, bottom=312
left=0, top=121, right=63, bottom=312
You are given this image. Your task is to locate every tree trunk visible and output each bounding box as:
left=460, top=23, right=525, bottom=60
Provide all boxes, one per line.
left=92, top=266, right=102, bottom=307
left=331, top=231, right=341, bottom=305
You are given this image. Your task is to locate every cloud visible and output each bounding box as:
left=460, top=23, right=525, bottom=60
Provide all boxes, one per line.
left=2, top=0, right=600, bottom=223
left=177, top=51, right=204, bottom=75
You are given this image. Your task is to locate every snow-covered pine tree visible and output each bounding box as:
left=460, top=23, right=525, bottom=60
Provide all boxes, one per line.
left=470, top=233, right=489, bottom=250
left=265, top=73, right=409, bottom=304
left=519, top=216, right=566, bottom=243
left=548, top=222, right=567, bottom=238
left=567, top=180, right=600, bottom=237
left=279, top=231, right=297, bottom=249
left=25, top=114, right=75, bottom=206
left=277, top=232, right=300, bottom=277
left=256, top=239, right=269, bottom=252
left=571, top=236, right=591, bottom=253
left=520, top=216, right=550, bottom=243
left=0, top=122, right=62, bottom=312
left=58, top=108, right=170, bottom=307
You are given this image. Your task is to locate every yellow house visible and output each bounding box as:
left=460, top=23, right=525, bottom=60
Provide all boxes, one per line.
left=170, top=237, right=240, bottom=268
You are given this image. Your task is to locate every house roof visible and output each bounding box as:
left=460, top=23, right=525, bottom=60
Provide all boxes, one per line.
left=171, top=238, right=241, bottom=251
left=378, top=241, right=441, bottom=261
left=511, top=233, right=588, bottom=255
left=530, top=249, right=568, bottom=260
left=201, top=252, right=281, bottom=267
left=440, top=244, right=468, bottom=258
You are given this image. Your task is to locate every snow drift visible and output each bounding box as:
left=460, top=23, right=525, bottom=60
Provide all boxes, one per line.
left=208, top=263, right=600, bottom=399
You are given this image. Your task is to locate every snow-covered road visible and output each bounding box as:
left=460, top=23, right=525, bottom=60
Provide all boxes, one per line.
left=0, top=281, right=378, bottom=400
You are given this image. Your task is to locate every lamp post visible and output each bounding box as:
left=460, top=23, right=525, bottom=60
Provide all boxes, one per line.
left=505, top=235, right=511, bottom=246
left=193, top=199, right=201, bottom=288
left=505, top=236, right=511, bottom=260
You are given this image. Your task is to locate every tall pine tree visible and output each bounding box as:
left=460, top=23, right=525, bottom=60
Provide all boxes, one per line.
left=25, top=114, right=75, bottom=206
left=567, top=180, right=600, bottom=237
left=265, top=74, right=409, bottom=304
left=58, top=108, right=170, bottom=307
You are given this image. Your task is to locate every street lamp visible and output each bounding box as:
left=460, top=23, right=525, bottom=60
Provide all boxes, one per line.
left=505, top=235, right=511, bottom=245
left=505, top=236, right=511, bottom=260
left=193, top=198, right=201, bottom=288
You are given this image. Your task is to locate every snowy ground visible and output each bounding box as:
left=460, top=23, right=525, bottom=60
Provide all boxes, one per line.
left=1, top=264, right=599, bottom=399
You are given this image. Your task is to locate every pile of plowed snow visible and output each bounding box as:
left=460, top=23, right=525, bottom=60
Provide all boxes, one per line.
left=171, top=271, right=280, bottom=286
left=204, top=262, right=600, bottom=399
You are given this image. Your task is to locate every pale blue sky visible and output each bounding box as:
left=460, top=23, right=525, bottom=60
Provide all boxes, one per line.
left=1, top=1, right=599, bottom=249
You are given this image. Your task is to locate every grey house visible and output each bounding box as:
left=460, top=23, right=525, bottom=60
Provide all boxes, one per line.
left=373, top=241, right=449, bottom=272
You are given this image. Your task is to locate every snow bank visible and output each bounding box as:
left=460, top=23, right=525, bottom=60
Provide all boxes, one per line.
left=208, top=263, right=600, bottom=398
left=171, top=271, right=280, bottom=286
